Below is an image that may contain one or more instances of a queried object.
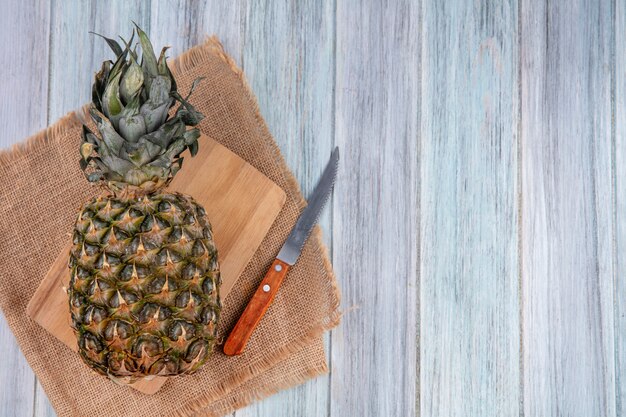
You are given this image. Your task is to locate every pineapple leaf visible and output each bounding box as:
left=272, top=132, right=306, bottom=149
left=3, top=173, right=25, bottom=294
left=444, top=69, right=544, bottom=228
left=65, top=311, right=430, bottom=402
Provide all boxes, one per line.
left=171, top=157, right=183, bottom=176
left=87, top=172, right=104, bottom=182
left=189, top=140, right=198, bottom=157
left=100, top=153, right=135, bottom=176
left=100, top=128, right=125, bottom=155
left=148, top=138, right=186, bottom=168
left=171, top=91, right=204, bottom=125
left=183, top=128, right=200, bottom=146
left=80, top=143, right=94, bottom=160
left=122, top=93, right=141, bottom=117
left=108, top=47, right=129, bottom=82
left=141, top=165, right=167, bottom=179
left=92, top=158, right=112, bottom=175
left=120, top=57, right=144, bottom=104
left=140, top=99, right=171, bottom=133
left=142, top=129, right=169, bottom=149
left=90, top=31, right=123, bottom=57
left=118, top=115, right=147, bottom=143
left=161, top=119, right=187, bottom=140
left=139, top=137, right=162, bottom=160
left=90, top=108, right=125, bottom=154
left=185, top=77, right=205, bottom=100
left=121, top=137, right=161, bottom=167
left=92, top=61, right=111, bottom=112
left=119, top=31, right=137, bottom=60
left=157, top=46, right=170, bottom=76
left=149, top=75, right=172, bottom=104
left=102, top=71, right=124, bottom=118
left=177, top=108, right=204, bottom=126
left=82, top=125, right=101, bottom=146
left=82, top=26, right=206, bottom=190
left=123, top=168, right=150, bottom=185
left=134, top=22, right=159, bottom=77
left=165, top=58, right=177, bottom=94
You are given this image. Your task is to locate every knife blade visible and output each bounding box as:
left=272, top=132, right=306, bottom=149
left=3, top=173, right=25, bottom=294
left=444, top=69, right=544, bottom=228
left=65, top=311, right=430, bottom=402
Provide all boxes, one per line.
left=223, top=147, right=339, bottom=356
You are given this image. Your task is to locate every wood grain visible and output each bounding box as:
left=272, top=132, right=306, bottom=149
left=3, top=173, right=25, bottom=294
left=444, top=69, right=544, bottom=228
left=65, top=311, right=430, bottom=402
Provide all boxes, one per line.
left=420, top=1, right=520, bottom=416
left=0, top=312, right=35, bottom=417
left=33, top=379, right=56, bottom=417
left=25, top=136, right=286, bottom=395
left=331, top=1, right=419, bottom=416
left=521, top=0, right=616, bottom=415
left=0, top=1, right=50, bottom=416
left=47, top=1, right=151, bottom=122
left=224, top=259, right=290, bottom=356
left=0, top=0, right=49, bottom=149
left=616, top=2, right=626, bottom=415
left=150, top=0, right=244, bottom=61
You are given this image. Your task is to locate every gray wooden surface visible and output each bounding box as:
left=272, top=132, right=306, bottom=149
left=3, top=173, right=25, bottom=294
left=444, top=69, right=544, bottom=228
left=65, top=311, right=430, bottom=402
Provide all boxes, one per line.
left=421, top=1, right=519, bottom=415
left=1, top=0, right=625, bottom=416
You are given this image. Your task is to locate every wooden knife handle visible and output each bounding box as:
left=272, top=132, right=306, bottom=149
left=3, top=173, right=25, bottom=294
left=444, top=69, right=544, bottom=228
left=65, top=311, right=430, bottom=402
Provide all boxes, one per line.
left=223, top=259, right=290, bottom=356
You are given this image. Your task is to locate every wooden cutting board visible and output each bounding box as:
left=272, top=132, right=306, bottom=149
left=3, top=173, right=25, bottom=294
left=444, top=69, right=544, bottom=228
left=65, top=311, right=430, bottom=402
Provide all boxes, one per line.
left=26, top=134, right=286, bottom=395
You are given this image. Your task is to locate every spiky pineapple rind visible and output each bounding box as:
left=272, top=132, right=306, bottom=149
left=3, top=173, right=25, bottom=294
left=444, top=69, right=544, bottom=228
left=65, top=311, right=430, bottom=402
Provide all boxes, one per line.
left=68, top=192, right=221, bottom=381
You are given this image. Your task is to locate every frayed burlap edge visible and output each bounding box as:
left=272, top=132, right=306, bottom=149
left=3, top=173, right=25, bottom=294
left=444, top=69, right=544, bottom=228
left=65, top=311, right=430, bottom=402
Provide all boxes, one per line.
left=0, top=110, right=82, bottom=166
left=195, top=361, right=329, bottom=417
left=1, top=37, right=342, bottom=416
left=174, top=319, right=330, bottom=416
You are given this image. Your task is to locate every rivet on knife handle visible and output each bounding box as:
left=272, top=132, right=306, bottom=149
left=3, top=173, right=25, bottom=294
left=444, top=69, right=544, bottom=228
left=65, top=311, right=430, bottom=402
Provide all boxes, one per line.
left=223, top=147, right=339, bottom=356
left=223, top=259, right=290, bottom=355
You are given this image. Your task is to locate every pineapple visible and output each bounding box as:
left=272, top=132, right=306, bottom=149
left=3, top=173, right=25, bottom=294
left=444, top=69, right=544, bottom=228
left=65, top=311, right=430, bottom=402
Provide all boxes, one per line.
left=68, top=25, right=220, bottom=382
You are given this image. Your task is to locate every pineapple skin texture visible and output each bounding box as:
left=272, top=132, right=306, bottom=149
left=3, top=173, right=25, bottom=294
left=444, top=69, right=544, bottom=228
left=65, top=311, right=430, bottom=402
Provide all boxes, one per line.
left=68, top=191, right=221, bottom=382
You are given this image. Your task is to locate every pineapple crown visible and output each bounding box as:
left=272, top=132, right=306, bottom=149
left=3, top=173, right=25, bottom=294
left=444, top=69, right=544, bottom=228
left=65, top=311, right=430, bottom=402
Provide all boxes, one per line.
left=80, top=23, right=204, bottom=195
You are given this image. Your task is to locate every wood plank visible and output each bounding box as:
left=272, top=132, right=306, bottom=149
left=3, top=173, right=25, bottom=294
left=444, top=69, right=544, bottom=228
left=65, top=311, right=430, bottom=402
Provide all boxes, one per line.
left=613, top=0, right=626, bottom=415
left=0, top=311, right=36, bottom=416
left=520, top=0, right=616, bottom=415
left=420, top=1, right=520, bottom=416
left=47, top=1, right=151, bottom=122
left=0, top=0, right=50, bottom=415
left=33, top=380, right=57, bottom=417
left=234, top=0, right=336, bottom=416
left=331, top=1, right=419, bottom=416
left=0, top=0, right=49, bottom=148
left=150, top=0, right=244, bottom=62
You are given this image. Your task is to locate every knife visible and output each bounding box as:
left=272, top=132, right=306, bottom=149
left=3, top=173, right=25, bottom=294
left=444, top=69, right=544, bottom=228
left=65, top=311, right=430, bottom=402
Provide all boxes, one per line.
left=223, top=147, right=339, bottom=356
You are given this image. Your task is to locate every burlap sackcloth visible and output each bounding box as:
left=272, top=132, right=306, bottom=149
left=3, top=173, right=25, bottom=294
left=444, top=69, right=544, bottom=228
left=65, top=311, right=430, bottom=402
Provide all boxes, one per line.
left=0, top=37, right=341, bottom=417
